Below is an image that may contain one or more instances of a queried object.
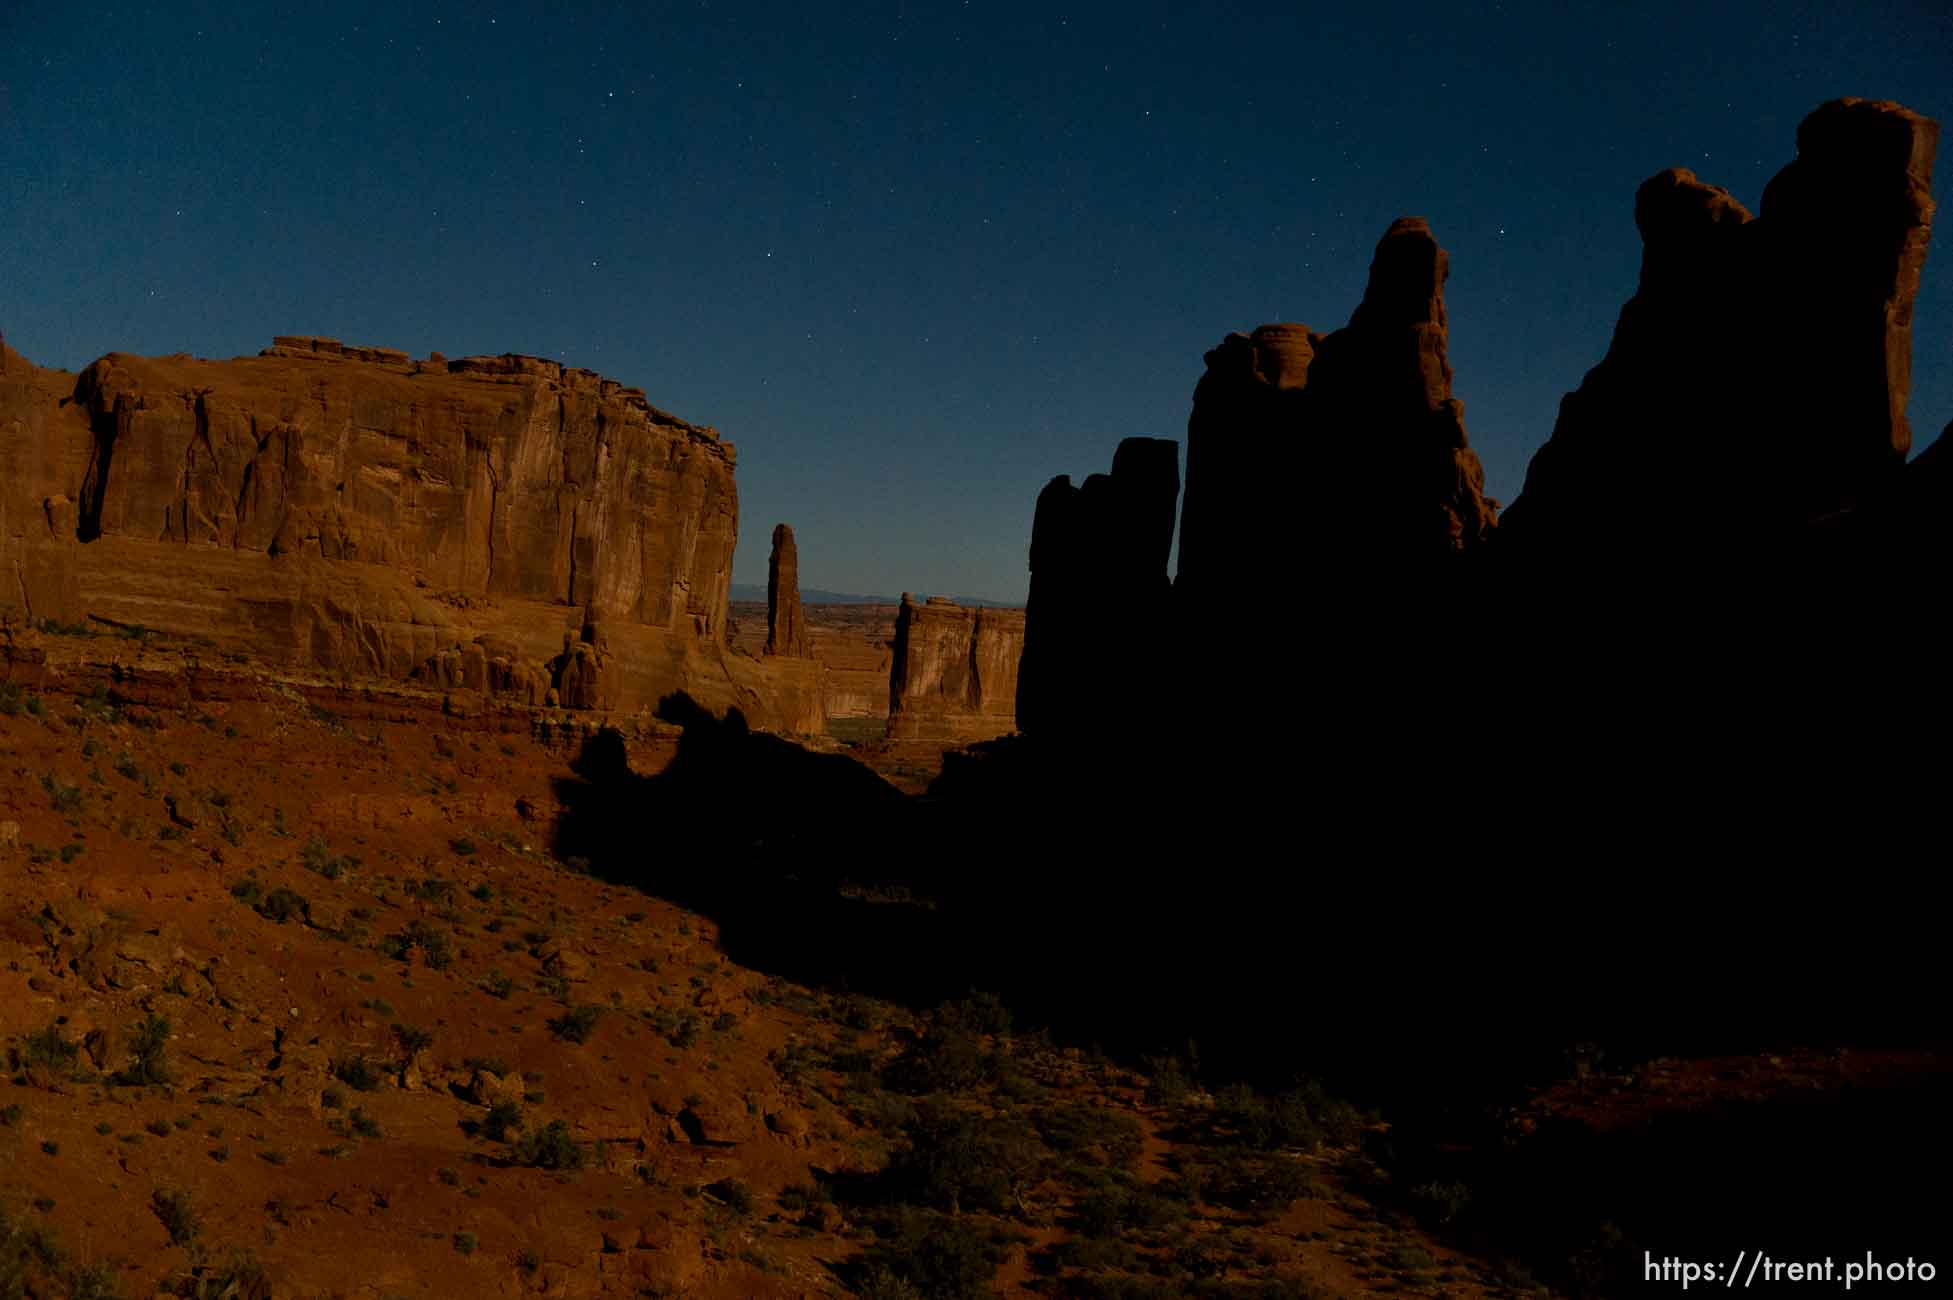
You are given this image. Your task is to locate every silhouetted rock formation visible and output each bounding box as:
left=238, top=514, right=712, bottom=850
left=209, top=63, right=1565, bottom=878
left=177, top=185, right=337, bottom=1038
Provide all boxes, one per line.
left=885, top=595, right=1025, bottom=741
left=1179, top=218, right=1496, bottom=620
left=1501, top=98, right=1937, bottom=567
left=763, top=523, right=810, bottom=657
left=1015, top=437, right=1179, bottom=740
left=949, top=98, right=1946, bottom=1098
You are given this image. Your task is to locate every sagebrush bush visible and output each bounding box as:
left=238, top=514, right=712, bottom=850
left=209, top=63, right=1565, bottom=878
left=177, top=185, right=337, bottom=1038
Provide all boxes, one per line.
left=116, top=1016, right=172, bottom=1086
left=514, top=1120, right=584, bottom=1170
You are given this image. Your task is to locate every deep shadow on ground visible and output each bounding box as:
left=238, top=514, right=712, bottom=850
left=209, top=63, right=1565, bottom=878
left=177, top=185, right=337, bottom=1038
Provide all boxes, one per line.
left=552, top=689, right=1949, bottom=1298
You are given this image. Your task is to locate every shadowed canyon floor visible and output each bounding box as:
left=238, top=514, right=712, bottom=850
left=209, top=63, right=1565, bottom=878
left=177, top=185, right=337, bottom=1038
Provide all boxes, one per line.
left=5, top=627, right=1561, bottom=1300
left=6, top=624, right=1948, bottom=1299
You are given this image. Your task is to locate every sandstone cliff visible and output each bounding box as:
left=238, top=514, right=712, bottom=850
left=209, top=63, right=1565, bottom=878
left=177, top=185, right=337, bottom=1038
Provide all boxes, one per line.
left=72, top=336, right=737, bottom=633
left=0, top=339, right=83, bottom=626
left=1015, top=437, right=1179, bottom=740
left=1499, top=98, right=1938, bottom=564
left=1178, top=218, right=1497, bottom=619
left=886, top=595, right=1025, bottom=742
left=0, top=336, right=818, bottom=730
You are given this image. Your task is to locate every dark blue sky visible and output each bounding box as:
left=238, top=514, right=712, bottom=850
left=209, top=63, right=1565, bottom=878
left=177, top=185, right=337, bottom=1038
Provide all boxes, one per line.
left=5, top=2, right=1949, bottom=602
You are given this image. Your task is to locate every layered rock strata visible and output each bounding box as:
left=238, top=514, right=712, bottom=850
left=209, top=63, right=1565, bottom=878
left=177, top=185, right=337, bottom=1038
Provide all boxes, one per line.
left=886, top=595, right=1026, bottom=742
left=0, top=337, right=817, bottom=730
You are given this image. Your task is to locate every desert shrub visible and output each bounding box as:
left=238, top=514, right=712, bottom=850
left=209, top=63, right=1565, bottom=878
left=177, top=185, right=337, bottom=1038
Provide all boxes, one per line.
left=1408, top=1179, right=1474, bottom=1226
left=707, top=1179, right=755, bottom=1216
left=383, top=920, right=451, bottom=969
left=116, top=1015, right=172, bottom=1086
left=151, top=1188, right=199, bottom=1246
left=17, top=1023, right=80, bottom=1075
left=514, top=1119, right=584, bottom=1171
left=176, top=1247, right=272, bottom=1300
left=300, top=837, right=355, bottom=879
left=1198, top=1150, right=1319, bottom=1212
left=348, top=1108, right=382, bottom=1139
left=664, top=1010, right=699, bottom=1048
left=40, top=775, right=83, bottom=815
left=452, top=1231, right=477, bottom=1256
left=1041, top=1234, right=1144, bottom=1274
left=480, top=970, right=515, bottom=999
left=778, top=1182, right=832, bottom=1214
left=332, top=1055, right=384, bottom=1092
left=409, top=877, right=456, bottom=904
left=885, top=1102, right=1041, bottom=1215
left=1036, top=1102, right=1145, bottom=1170
left=846, top=1209, right=1016, bottom=1300
left=1212, top=1079, right=1360, bottom=1152
left=0, top=1206, right=70, bottom=1299
left=934, top=991, right=1012, bottom=1037
left=481, top=1102, right=524, bottom=1142
left=548, top=1006, right=603, bottom=1044
left=255, top=888, right=309, bottom=925
left=1071, top=1182, right=1191, bottom=1238
left=1142, top=1053, right=1199, bottom=1107
left=391, top=1024, right=434, bottom=1057
left=1387, top=1244, right=1435, bottom=1273
left=884, top=1030, right=994, bottom=1095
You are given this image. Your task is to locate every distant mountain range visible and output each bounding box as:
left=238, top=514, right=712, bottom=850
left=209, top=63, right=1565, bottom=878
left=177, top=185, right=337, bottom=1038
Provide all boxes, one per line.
left=729, top=583, right=1023, bottom=609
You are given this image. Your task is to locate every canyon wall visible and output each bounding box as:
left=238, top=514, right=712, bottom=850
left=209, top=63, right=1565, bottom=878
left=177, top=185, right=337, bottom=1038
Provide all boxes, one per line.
left=1015, top=438, right=1179, bottom=741
left=1499, top=98, right=1937, bottom=568
left=73, top=335, right=738, bottom=633
left=886, top=595, right=1025, bottom=742
left=812, top=614, right=897, bottom=720
left=1178, top=217, right=1497, bottom=621
left=993, top=96, right=1944, bottom=852
left=0, top=340, right=83, bottom=627
left=0, top=337, right=817, bottom=730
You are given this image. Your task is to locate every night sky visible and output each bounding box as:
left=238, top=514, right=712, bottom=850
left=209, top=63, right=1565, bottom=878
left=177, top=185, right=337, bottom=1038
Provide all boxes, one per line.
left=4, top=2, right=1949, bottom=603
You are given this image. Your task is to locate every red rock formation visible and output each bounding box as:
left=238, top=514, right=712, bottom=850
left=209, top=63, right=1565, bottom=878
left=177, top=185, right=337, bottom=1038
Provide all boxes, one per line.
left=0, top=336, right=822, bottom=730
left=1178, top=218, right=1496, bottom=617
left=1015, top=437, right=1179, bottom=739
left=764, top=523, right=811, bottom=657
left=0, top=337, right=83, bottom=625
left=727, top=600, right=894, bottom=723
left=886, top=595, right=1025, bottom=741
left=1500, top=98, right=1938, bottom=561
left=70, top=339, right=737, bottom=633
